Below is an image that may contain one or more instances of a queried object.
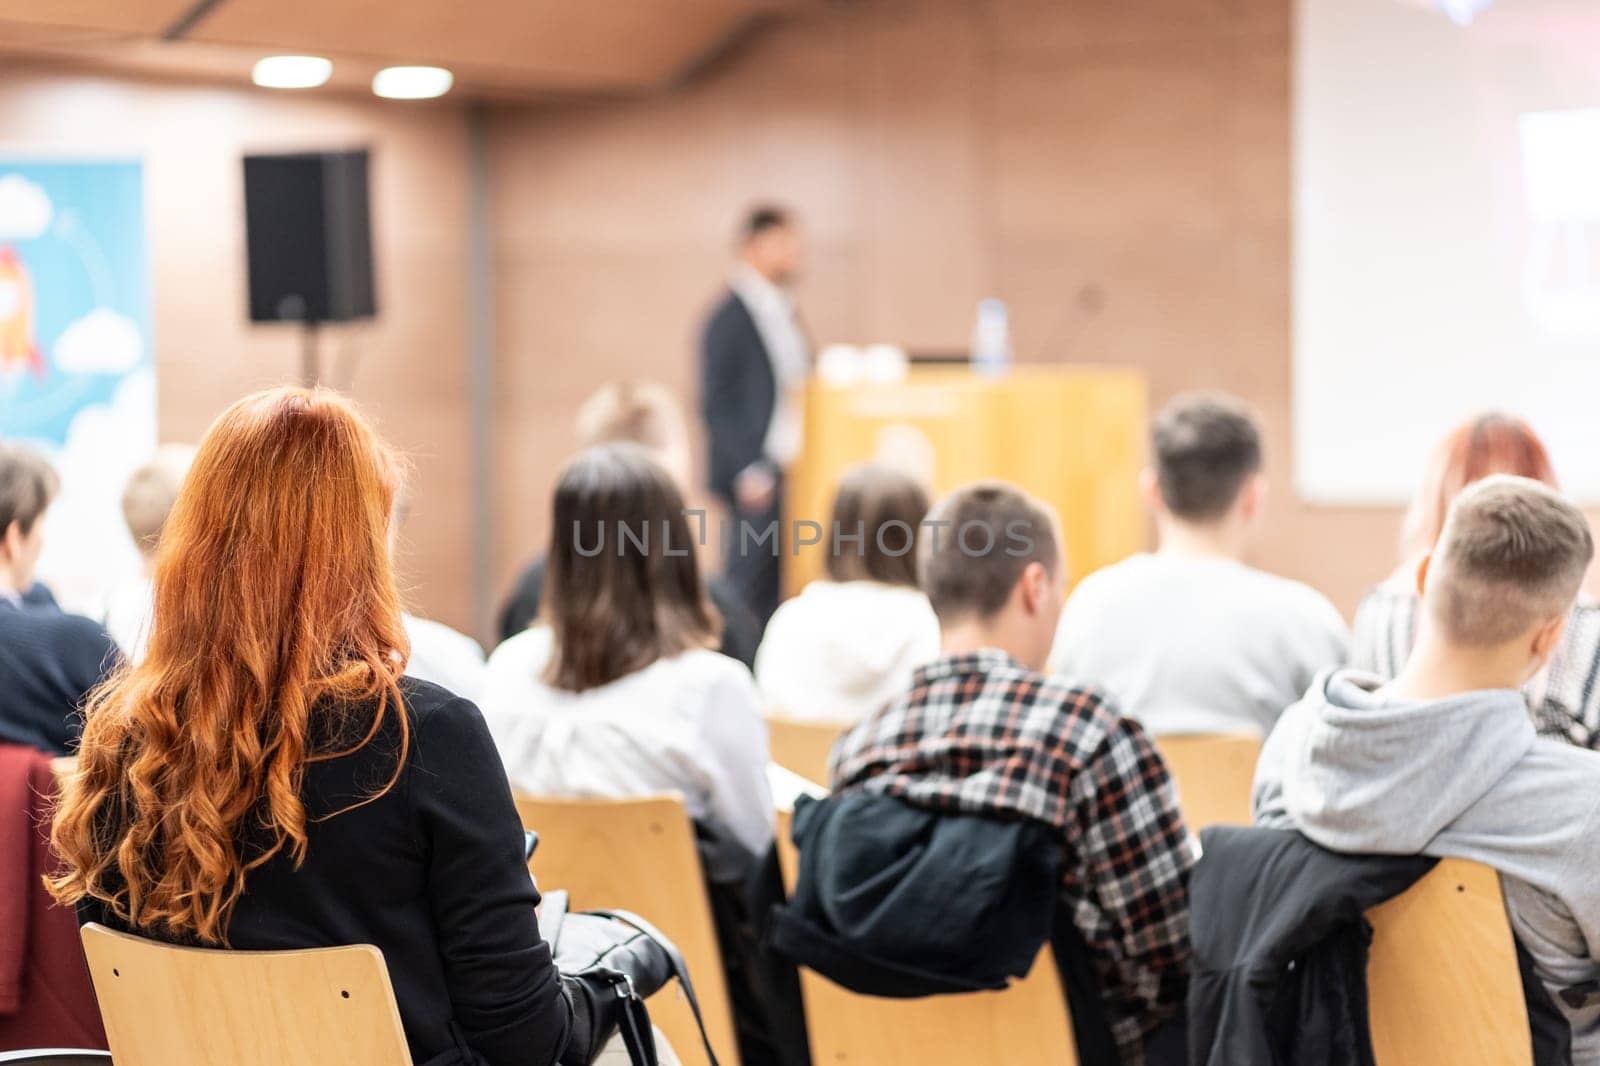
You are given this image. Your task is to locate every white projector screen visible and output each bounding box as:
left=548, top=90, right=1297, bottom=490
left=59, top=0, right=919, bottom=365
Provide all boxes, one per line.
left=1295, top=0, right=1600, bottom=503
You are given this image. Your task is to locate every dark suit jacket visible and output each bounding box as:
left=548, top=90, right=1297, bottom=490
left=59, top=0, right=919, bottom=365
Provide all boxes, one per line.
left=700, top=290, right=776, bottom=503
left=0, top=596, right=120, bottom=755
left=496, top=554, right=763, bottom=668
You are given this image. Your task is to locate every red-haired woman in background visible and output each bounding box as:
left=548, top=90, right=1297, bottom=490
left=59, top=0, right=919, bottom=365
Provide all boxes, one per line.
left=49, top=387, right=622, bottom=1066
left=1352, top=412, right=1600, bottom=747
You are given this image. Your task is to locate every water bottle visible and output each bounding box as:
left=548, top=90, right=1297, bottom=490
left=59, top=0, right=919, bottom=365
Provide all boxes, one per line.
left=971, top=297, right=1011, bottom=376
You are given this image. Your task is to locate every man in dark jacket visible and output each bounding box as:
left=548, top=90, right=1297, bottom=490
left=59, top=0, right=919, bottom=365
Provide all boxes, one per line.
left=699, top=206, right=808, bottom=624
left=0, top=443, right=120, bottom=755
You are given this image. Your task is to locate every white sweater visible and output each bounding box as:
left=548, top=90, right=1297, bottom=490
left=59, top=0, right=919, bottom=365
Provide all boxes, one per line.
left=754, top=580, right=940, bottom=724
left=481, top=627, right=774, bottom=880
left=1049, top=553, right=1349, bottom=736
left=403, top=614, right=486, bottom=706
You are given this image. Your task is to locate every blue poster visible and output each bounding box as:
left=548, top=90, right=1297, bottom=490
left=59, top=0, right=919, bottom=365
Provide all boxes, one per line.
left=0, top=158, right=155, bottom=610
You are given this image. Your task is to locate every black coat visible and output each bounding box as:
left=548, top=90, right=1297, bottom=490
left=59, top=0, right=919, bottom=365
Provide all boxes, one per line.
left=0, top=597, right=120, bottom=755
left=495, top=554, right=762, bottom=667
left=1190, top=826, right=1572, bottom=1066
left=766, top=791, right=1062, bottom=997
left=79, top=679, right=588, bottom=1066
left=699, top=290, right=776, bottom=503
left=1188, top=826, right=1438, bottom=1066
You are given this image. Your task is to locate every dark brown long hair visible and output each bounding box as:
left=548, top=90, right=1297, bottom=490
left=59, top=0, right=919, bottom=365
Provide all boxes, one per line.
left=49, top=387, right=409, bottom=944
left=543, top=443, right=719, bottom=692
left=824, top=463, right=930, bottom=588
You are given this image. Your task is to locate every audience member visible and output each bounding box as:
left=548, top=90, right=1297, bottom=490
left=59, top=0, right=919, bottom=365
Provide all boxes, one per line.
left=47, top=387, right=638, bottom=1066
left=1048, top=392, right=1347, bottom=736
left=102, top=444, right=194, bottom=663
left=391, top=485, right=486, bottom=703
left=1351, top=412, right=1600, bottom=748
left=700, top=205, right=809, bottom=624
left=0, top=443, right=119, bottom=755
left=831, top=481, right=1194, bottom=1064
left=754, top=462, right=937, bottom=723
left=498, top=380, right=761, bottom=668
left=1255, top=475, right=1600, bottom=1059
left=483, top=442, right=773, bottom=882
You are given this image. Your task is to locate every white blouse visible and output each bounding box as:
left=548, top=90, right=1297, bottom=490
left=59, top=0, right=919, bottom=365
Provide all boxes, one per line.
left=754, top=580, right=941, bottom=723
left=481, top=627, right=774, bottom=881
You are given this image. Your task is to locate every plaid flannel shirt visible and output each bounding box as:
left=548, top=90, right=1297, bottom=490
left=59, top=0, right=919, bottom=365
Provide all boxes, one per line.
left=830, top=649, right=1196, bottom=1065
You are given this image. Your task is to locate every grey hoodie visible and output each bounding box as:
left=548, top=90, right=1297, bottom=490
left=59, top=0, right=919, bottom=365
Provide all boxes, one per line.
left=1254, top=668, right=1600, bottom=1061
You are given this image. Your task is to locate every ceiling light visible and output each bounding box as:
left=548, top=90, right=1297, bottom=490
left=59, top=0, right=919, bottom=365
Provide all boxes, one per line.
left=372, top=66, right=453, bottom=100
left=252, top=55, right=332, bottom=90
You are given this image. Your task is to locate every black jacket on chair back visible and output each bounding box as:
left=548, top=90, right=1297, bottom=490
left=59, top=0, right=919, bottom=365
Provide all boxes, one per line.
left=765, top=791, right=1062, bottom=997
left=1187, top=826, right=1436, bottom=1066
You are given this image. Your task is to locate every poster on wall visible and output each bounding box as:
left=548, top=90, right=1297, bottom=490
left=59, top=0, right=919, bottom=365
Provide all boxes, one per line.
left=0, top=158, right=154, bottom=612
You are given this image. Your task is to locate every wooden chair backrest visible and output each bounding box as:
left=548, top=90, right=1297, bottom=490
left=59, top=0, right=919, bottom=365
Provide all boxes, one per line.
left=79, top=923, right=411, bottom=1066
left=1151, top=733, right=1262, bottom=830
left=763, top=714, right=843, bottom=788
left=1365, top=858, right=1532, bottom=1065
left=513, top=793, right=739, bottom=1066
left=774, top=806, right=1078, bottom=1065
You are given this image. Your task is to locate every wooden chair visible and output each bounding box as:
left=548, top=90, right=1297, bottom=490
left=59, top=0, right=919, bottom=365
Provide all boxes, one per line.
left=1365, top=859, right=1532, bottom=1065
left=79, top=922, right=411, bottom=1066
left=763, top=713, right=843, bottom=787
left=773, top=806, right=1078, bottom=1065
left=514, top=793, right=739, bottom=1066
left=1152, top=733, right=1262, bottom=830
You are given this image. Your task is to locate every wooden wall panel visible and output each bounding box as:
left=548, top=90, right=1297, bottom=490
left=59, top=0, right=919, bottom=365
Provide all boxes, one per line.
left=490, top=0, right=1405, bottom=617
left=0, top=65, right=476, bottom=632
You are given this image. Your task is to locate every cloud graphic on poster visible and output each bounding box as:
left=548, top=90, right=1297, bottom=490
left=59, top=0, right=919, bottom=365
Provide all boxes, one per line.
left=0, top=174, right=53, bottom=240
left=52, top=308, right=144, bottom=374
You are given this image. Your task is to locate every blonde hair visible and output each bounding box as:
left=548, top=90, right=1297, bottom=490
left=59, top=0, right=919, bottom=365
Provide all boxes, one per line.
left=576, top=381, right=686, bottom=452
left=1429, top=475, right=1593, bottom=646
left=121, top=444, right=196, bottom=554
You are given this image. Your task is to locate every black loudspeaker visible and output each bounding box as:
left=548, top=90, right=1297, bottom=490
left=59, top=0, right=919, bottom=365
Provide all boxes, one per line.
left=243, top=149, right=376, bottom=324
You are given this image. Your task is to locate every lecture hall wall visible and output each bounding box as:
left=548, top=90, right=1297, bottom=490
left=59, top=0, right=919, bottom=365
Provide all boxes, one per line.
left=2, top=0, right=1413, bottom=639
left=0, top=64, right=477, bottom=630
left=490, top=0, right=1403, bottom=617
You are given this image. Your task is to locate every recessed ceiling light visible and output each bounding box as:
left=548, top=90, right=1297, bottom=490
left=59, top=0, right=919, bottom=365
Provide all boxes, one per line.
left=371, top=66, right=453, bottom=100
left=252, top=55, right=332, bottom=90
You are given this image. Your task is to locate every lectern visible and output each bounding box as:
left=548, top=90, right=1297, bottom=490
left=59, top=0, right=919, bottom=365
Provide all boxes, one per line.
left=786, top=366, right=1148, bottom=595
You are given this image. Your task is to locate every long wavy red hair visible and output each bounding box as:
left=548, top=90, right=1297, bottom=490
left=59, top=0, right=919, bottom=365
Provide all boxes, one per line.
left=1401, top=413, right=1557, bottom=559
left=49, top=387, right=410, bottom=944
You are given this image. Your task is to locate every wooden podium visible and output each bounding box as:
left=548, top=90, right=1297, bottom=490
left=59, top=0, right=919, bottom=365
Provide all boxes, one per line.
left=785, top=365, right=1148, bottom=595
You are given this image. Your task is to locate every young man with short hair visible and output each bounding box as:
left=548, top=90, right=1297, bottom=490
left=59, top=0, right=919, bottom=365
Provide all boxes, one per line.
left=0, top=443, right=120, bottom=754
left=831, top=481, right=1195, bottom=1065
left=1255, top=475, right=1600, bottom=1058
left=1049, top=391, right=1348, bottom=735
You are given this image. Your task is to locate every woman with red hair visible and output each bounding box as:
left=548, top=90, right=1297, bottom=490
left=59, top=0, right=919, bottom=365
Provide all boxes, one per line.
left=1352, top=412, right=1600, bottom=747
left=49, top=387, right=627, bottom=1065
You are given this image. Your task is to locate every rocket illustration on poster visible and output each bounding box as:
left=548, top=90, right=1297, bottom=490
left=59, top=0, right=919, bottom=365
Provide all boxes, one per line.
left=0, top=159, right=154, bottom=610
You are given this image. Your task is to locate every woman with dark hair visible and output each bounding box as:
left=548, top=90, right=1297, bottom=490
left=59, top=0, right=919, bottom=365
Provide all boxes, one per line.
left=1352, top=412, right=1600, bottom=748
left=754, top=463, right=938, bottom=723
left=482, top=443, right=773, bottom=881
left=50, top=387, right=631, bottom=1066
